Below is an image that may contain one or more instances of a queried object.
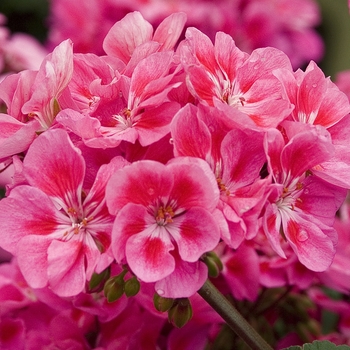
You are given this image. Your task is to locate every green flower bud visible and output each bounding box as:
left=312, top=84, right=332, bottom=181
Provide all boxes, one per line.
left=88, top=267, right=110, bottom=293
left=124, top=276, right=140, bottom=297
left=168, top=298, right=193, bottom=328
left=203, top=251, right=223, bottom=278
left=104, top=275, right=125, bottom=303
left=153, top=293, right=174, bottom=312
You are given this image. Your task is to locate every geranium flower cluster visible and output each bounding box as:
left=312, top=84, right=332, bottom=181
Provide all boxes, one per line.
left=0, top=10, right=350, bottom=349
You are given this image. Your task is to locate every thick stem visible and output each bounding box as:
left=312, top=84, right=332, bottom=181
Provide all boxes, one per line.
left=198, top=279, right=273, bottom=350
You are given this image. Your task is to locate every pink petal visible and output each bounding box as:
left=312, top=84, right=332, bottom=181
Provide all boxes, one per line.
left=168, top=207, right=220, bottom=262
left=316, top=80, right=350, bottom=128
left=126, top=225, right=175, bottom=283
left=47, top=239, right=86, bottom=297
left=135, top=102, right=180, bottom=147
left=284, top=215, right=336, bottom=272
left=56, top=108, right=103, bottom=141
left=21, top=40, right=73, bottom=128
left=262, top=201, right=286, bottom=259
left=111, top=203, right=149, bottom=263
left=130, top=51, right=174, bottom=103
left=222, top=243, right=260, bottom=301
left=0, top=114, right=40, bottom=159
left=221, top=128, right=265, bottom=188
left=297, top=63, right=326, bottom=122
left=155, top=253, right=208, bottom=298
left=83, top=156, right=129, bottom=217
left=184, top=27, right=218, bottom=76
left=214, top=32, right=247, bottom=83
left=124, top=41, right=160, bottom=77
left=0, top=186, right=61, bottom=253
left=236, top=47, right=292, bottom=93
left=16, top=235, right=51, bottom=289
left=106, top=161, right=173, bottom=214
left=167, top=157, right=219, bottom=212
left=281, top=124, right=334, bottom=181
left=0, top=69, right=36, bottom=119
left=23, top=129, right=85, bottom=207
left=0, top=318, right=25, bottom=349
left=313, top=145, right=350, bottom=188
left=153, top=13, right=187, bottom=51
left=170, top=104, right=212, bottom=159
left=264, top=128, right=285, bottom=183
left=296, top=175, right=347, bottom=227
left=186, top=64, right=217, bottom=105
left=103, top=11, right=153, bottom=64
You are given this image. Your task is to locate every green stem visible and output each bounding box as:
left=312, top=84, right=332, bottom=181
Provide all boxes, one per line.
left=198, top=280, right=273, bottom=350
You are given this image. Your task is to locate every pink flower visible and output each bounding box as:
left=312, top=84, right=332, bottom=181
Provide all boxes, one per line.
left=57, top=50, right=181, bottom=148
left=21, top=39, right=74, bottom=132
left=273, top=62, right=350, bottom=188
left=106, top=157, right=222, bottom=298
left=179, top=28, right=293, bottom=128
left=171, top=103, right=268, bottom=247
left=0, top=129, right=127, bottom=297
left=103, top=11, right=187, bottom=65
left=262, top=123, right=347, bottom=271
left=274, top=61, right=350, bottom=129
left=0, top=71, right=40, bottom=161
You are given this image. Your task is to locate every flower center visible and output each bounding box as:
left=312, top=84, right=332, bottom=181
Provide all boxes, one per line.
left=63, top=207, right=94, bottom=238
left=277, top=182, right=303, bottom=211
left=156, top=205, right=174, bottom=226
left=112, top=108, right=133, bottom=130
left=217, top=177, right=230, bottom=196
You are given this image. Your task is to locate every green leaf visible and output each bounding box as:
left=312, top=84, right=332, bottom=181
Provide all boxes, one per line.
left=282, top=340, right=350, bottom=350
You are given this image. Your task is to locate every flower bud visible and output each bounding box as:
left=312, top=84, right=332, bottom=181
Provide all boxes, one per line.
left=203, top=251, right=223, bottom=278
left=168, top=298, right=193, bottom=328
left=153, top=293, right=174, bottom=312
left=104, top=275, right=125, bottom=303
left=88, top=267, right=110, bottom=293
left=124, top=276, right=140, bottom=297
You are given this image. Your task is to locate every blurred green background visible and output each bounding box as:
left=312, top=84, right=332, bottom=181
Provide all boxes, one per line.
left=0, top=0, right=349, bottom=79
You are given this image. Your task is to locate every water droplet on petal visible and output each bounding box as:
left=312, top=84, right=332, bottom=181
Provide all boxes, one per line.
left=157, top=289, right=165, bottom=296
left=169, top=138, right=174, bottom=144
left=303, top=188, right=309, bottom=195
left=312, top=84, right=317, bottom=88
left=297, top=229, right=309, bottom=242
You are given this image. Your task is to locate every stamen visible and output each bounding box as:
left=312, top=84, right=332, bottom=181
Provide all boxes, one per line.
left=217, top=178, right=230, bottom=196
left=156, top=206, right=174, bottom=225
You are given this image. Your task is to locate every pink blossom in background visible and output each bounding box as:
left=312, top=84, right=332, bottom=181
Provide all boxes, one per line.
left=47, top=0, right=323, bottom=68
left=336, top=70, right=350, bottom=101
left=0, top=13, right=47, bottom=80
